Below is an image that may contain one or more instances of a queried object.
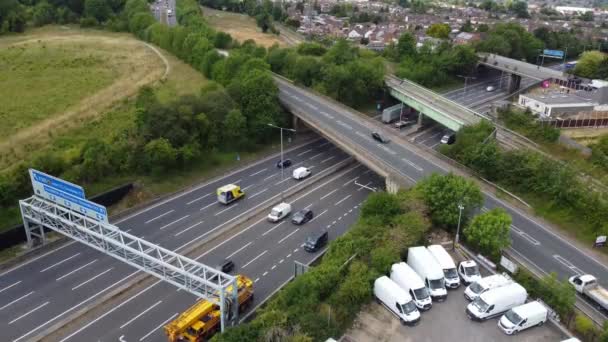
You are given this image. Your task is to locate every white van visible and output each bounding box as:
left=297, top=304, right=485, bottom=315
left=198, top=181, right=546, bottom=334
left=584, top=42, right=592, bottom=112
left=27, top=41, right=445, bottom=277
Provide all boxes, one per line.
left=466, top=283, right=527, bottom=321
left=292, top=167, right=311, bottom=180
left=407, top=246, right=447, bottom=301
left=498, top=301, right=548, bottom=335
left=267, top=202, right=292, bottom=222
left=458, top=260, right=481, bottom=285
left=427, top=245, right=460, bottom=289
left=464, top=273, right=513, bottom=301
left=374, top=276, right=420, bottom=325
left=390, top=262, right=432, bottom=311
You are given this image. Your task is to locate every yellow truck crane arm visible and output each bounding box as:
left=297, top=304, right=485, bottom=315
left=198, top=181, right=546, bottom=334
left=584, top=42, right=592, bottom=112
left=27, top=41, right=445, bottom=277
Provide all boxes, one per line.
left=164, top=299, right=216, bottom=342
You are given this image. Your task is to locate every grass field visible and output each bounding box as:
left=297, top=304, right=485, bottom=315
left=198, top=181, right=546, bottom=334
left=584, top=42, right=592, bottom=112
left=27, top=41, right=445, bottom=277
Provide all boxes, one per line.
left=0, top=26, right=168, bottom=171
left=202, top=6, right=287, bottom=47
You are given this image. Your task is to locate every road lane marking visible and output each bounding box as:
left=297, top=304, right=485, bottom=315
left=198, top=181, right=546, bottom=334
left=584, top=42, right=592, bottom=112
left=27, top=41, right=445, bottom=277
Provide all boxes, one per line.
left=335, top=194, right=352, bottom=206
left=0, top=291, right=34, bottom=310
left=271, top=265, right=277, bottom=270
left=249, top=168, right=268, bottom=177
left=144, top=210, right=174, bottom=224
left=13, top=270, right=139, bottom=342
left=309, top=210, right=328, bottom=223
left=357, top=182, right=373, bottom=191
left=278, top=229, right=299, bottom=244
left=287, top=254, right=292, bottom=258
left=262, top=221, right=285, bottom=236
left=250, top=188, right=268, bottom=199
left=159, top=215, right=190, bottom=230
left=343, top=176, right=359, bottom=186
left=120, top=300, right=163, bottom=329
left=61, top=279, right=160, bottom=342
left=309, top=152, right=324, bottom=159
left=71, top=268, right=114, bottom=291
left=174, top=221, right=204, bottom=237
left=263, top=173, right=278, bottom=181
left=274, top=177, right=291, bottom=186
left=553, top=255, right=577, bottom=270
left=521, top=233, right=540, bottom=246
left=56, top=259, right=98, bottom=281
left=40, top=253, right=81, bottom=272
left=319, top=141, right=331, bottom=148
left=0, top=243, right=74, bottom=278
left=186, top=193, right=211, bottom=205
left=254, top=278, right=260, bottom=283
left=242, top=250, right=268, bottom=269
left=214, top=204, right=239, bottom=216
left=401, top=158, right=424, bottom=172
left=321, top=156, right=336, bottom=164
left=263, top=271, right=268, bottom=276
left=0, top=280, right=21, bottom=294
left=226, top=242, right=253, bottom=259
left=297, top=149, right=312, bottom=156
left=138, top=313, right=178, bottom=341
left=194, top=217, right=267, bottom=261
left=337, top=120, right=353, bottom=130
left=8, top=301, right=50, bottom=324
left=279, top=259, right=284, bottom=264
left=320, top=188, right=338, bottom=200
left=200, top=202, right=216, bottom=211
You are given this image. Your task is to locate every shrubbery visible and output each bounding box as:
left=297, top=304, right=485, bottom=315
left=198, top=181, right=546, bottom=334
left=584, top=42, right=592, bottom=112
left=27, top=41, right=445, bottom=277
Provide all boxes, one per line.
left=499, top=108, right=560, bottom=143
left=513, top=269, right=576, bottom=321
left=213, top=190, right=431, bottom=341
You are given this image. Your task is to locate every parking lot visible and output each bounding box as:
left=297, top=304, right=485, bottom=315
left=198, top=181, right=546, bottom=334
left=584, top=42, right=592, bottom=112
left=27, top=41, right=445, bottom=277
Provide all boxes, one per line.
left=345, top=246, right=567, bottom=342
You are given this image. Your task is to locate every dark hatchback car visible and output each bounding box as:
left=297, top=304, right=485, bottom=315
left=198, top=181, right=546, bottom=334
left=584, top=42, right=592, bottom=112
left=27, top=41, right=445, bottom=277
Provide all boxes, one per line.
left=291, top=209, right=314, bottom=225
left=304, top=231, right=328, bottom=253
left=218, top=259, right=235, bottom=273
left=276, top=159, right=292, bottom=168
left=371, top=132, right=389, bottom=144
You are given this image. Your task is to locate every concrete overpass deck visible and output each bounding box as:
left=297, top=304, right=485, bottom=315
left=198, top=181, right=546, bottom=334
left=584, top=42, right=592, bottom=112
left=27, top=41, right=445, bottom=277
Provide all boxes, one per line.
left=478, top=53, right=567, bottom=81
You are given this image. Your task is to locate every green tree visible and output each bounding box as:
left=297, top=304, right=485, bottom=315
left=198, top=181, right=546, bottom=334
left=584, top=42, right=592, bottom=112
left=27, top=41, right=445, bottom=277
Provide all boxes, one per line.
left=361, top=191, right=402, bottom=223
left=510, top=1, right=530, bottom=18
left=214, top=31, right=232, bottom=49
left=84, top=0, right=112, bottom=22
left=476, top=23, right=489, bottom=32
left=418, top=173, right=483, bottom=228
left=292, top=56, right=322, bottom=87
left=222, top=109, right=247, bottom=149
left=574, top=50, right=607, bottom=78
left=143, top=138, right=177, bottom=173
left=460, top=20, right=473, bottom=32
left=580, top=11, right=594, bottom=21
left=396, top=32, right=417, bottom=59
left=235, top=69, right=281, bottom=141
left=464, top=208, right=511, bottom=259
left=426, top=23, right=450, bottom=39
left=32, top=1, right=56, bottom=26
left=323, top=38, right=356, bottom=65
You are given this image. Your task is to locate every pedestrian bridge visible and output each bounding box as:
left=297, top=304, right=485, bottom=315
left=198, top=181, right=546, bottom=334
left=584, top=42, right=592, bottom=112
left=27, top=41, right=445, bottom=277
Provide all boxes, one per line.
left=385, top=75, right=483, bottom=131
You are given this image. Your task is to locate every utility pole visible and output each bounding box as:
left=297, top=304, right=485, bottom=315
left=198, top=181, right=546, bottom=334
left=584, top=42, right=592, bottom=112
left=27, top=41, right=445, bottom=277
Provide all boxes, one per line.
left=453, top=203, right=465, bottom=250
left=267, top=124, right=296, bottom=200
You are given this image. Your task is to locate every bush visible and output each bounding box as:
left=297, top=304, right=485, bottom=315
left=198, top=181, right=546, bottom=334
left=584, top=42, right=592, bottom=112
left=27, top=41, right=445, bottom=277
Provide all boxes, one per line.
left=79, top=16, right=98, bottom=27
left=361, top=192, right=402, bottom=223
left=513, top=269, right=576, bottom=321
left=464, top=208, right=511, bottom=260
left=499, top=109, right=560, bottom=143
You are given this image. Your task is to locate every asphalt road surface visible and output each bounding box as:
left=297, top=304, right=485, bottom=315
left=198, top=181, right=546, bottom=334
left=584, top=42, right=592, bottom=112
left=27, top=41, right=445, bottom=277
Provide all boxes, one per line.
left=0, top=138, right=365, bottom=342
left=277, top=79, right=608, bottom=295
left=151, top=0, right=177, bottom=27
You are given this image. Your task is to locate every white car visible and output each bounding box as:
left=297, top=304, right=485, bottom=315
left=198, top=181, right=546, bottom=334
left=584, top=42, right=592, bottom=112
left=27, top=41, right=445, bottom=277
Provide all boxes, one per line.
left=486, top=86, right=496, bottom=92
left=292, top=167, right=311, bottom=180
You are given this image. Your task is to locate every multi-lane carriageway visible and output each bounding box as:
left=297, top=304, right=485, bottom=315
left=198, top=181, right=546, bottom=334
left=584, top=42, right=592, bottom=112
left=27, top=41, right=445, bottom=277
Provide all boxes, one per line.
left=0, top=138, right=381, bottom=342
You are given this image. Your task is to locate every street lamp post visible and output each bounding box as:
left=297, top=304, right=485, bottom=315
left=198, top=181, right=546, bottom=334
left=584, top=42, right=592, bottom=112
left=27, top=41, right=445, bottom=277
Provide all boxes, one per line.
left=453, top=203, right=465, bottom=250
left=457, top=75, right=476, bottom=95
left=267, top=124, right=296, bottom=200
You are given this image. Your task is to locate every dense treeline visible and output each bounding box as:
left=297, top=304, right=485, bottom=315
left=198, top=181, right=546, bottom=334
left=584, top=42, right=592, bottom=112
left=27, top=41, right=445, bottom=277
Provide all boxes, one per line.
left=499, top=108, right=560, bottom=143
left=0, top=0, right=286, bottom=215
left=476, top=23, right=543, bottom=62
left=267, top=39, right=386, bottom=107
left=213, top=190, right=432, bottom=341
left=441, top=121, right=608, bottom=238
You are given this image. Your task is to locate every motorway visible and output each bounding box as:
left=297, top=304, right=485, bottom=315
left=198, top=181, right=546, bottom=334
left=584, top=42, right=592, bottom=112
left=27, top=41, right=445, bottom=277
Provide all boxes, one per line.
left=151, top=0, right=177, bottom=27
left=276, top=78, right=608, bottom=295
left=0, top=139, right=383, bottom=342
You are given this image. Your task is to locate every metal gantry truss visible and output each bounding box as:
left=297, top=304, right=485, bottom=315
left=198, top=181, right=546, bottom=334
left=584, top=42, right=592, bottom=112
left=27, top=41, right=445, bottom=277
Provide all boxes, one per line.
left=19, top=195, right=239, bottom=332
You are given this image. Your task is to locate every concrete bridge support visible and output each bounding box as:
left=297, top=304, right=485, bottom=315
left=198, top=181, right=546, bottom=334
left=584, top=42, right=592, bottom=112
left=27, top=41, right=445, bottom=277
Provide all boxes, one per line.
left=508, top=73, right=522, bottom=93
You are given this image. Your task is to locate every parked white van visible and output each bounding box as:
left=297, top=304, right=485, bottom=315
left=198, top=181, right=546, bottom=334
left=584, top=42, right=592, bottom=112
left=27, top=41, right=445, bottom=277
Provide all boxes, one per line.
left=390, top=262, right=432, bottom=310
left=498, top=301, right=548, bottom=335
left=427, top=245, right=460, bottom=289
left=464, top=273, right=513, bottom=301
left=407, top=246, right=447, bottom=301
left=466, top=283, right=527, bottom=321
left=267, top=202, right=292, bottom=222
left=292, top=167, right=311, bottom=180
left=374, top=276, right=421, bottom=325
left=458, top=260, right=481, bottom=285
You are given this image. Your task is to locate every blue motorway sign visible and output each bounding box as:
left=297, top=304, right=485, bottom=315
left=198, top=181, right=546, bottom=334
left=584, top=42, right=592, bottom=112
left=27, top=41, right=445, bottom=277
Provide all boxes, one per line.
left=29, top=169, right=107, bottom=223
left=543, top=49, right=565, bottom=59
left=29, top=169, right=85, bottom=198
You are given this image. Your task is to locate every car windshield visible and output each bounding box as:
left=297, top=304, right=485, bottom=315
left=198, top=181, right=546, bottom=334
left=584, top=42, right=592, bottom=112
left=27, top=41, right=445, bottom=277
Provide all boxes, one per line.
left=294, top=212, right=304, bottom=219
left=413, top=287, right=430, bottom=300
left=504, top=309, right=522, bottom=325
left=472, top=297, right=489, bottom=312
left=444, top=268, right=458, bottom=279
left=464, top=265, right=480, bottom=276
left=401, top=300, right=417, bottom=315
left=306, top=237, right=316, bottom=245
left=429, top=278, right=444, bottom=290
left=469, top=282, right=484, bottom=294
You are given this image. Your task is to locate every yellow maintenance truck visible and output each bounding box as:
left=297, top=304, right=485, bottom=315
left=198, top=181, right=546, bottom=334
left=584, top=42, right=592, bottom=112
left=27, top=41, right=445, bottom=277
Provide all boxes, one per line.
left=216, top=184, right=245, bottom=205
left=164, top=275, right=254, bottom=342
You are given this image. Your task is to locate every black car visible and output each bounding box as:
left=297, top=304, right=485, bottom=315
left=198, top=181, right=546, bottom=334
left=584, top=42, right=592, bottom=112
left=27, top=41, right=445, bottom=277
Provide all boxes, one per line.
left=371, top=132, right=389, bottom=144
left=218, top=259, right=234, bottom=273
left=291, top=209, right=314, bottom=225
left=276, top=159, right=292, bottom=168
left=304, top=231, right=328, bottom=253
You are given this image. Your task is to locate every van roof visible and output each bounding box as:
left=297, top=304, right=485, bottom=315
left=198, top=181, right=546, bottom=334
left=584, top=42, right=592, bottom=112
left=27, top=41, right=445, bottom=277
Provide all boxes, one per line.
left=408, top=246, right=444, bottom=279
left=480, top=283, right=526, bottom=302
left=273, top=202, right=291, bottom=210
left=478, top=274, right=511, bottom=288
left=512, top=301, right=547, bottom=317
left=217, top=184, right=239, bottom=192
left=375, top=276, right=412, bottom=304
left=427, top=245, right=456, bottom=269
left=392, top=263, right=425, bottom=289
left=294, top=166, right=308, bottom=172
